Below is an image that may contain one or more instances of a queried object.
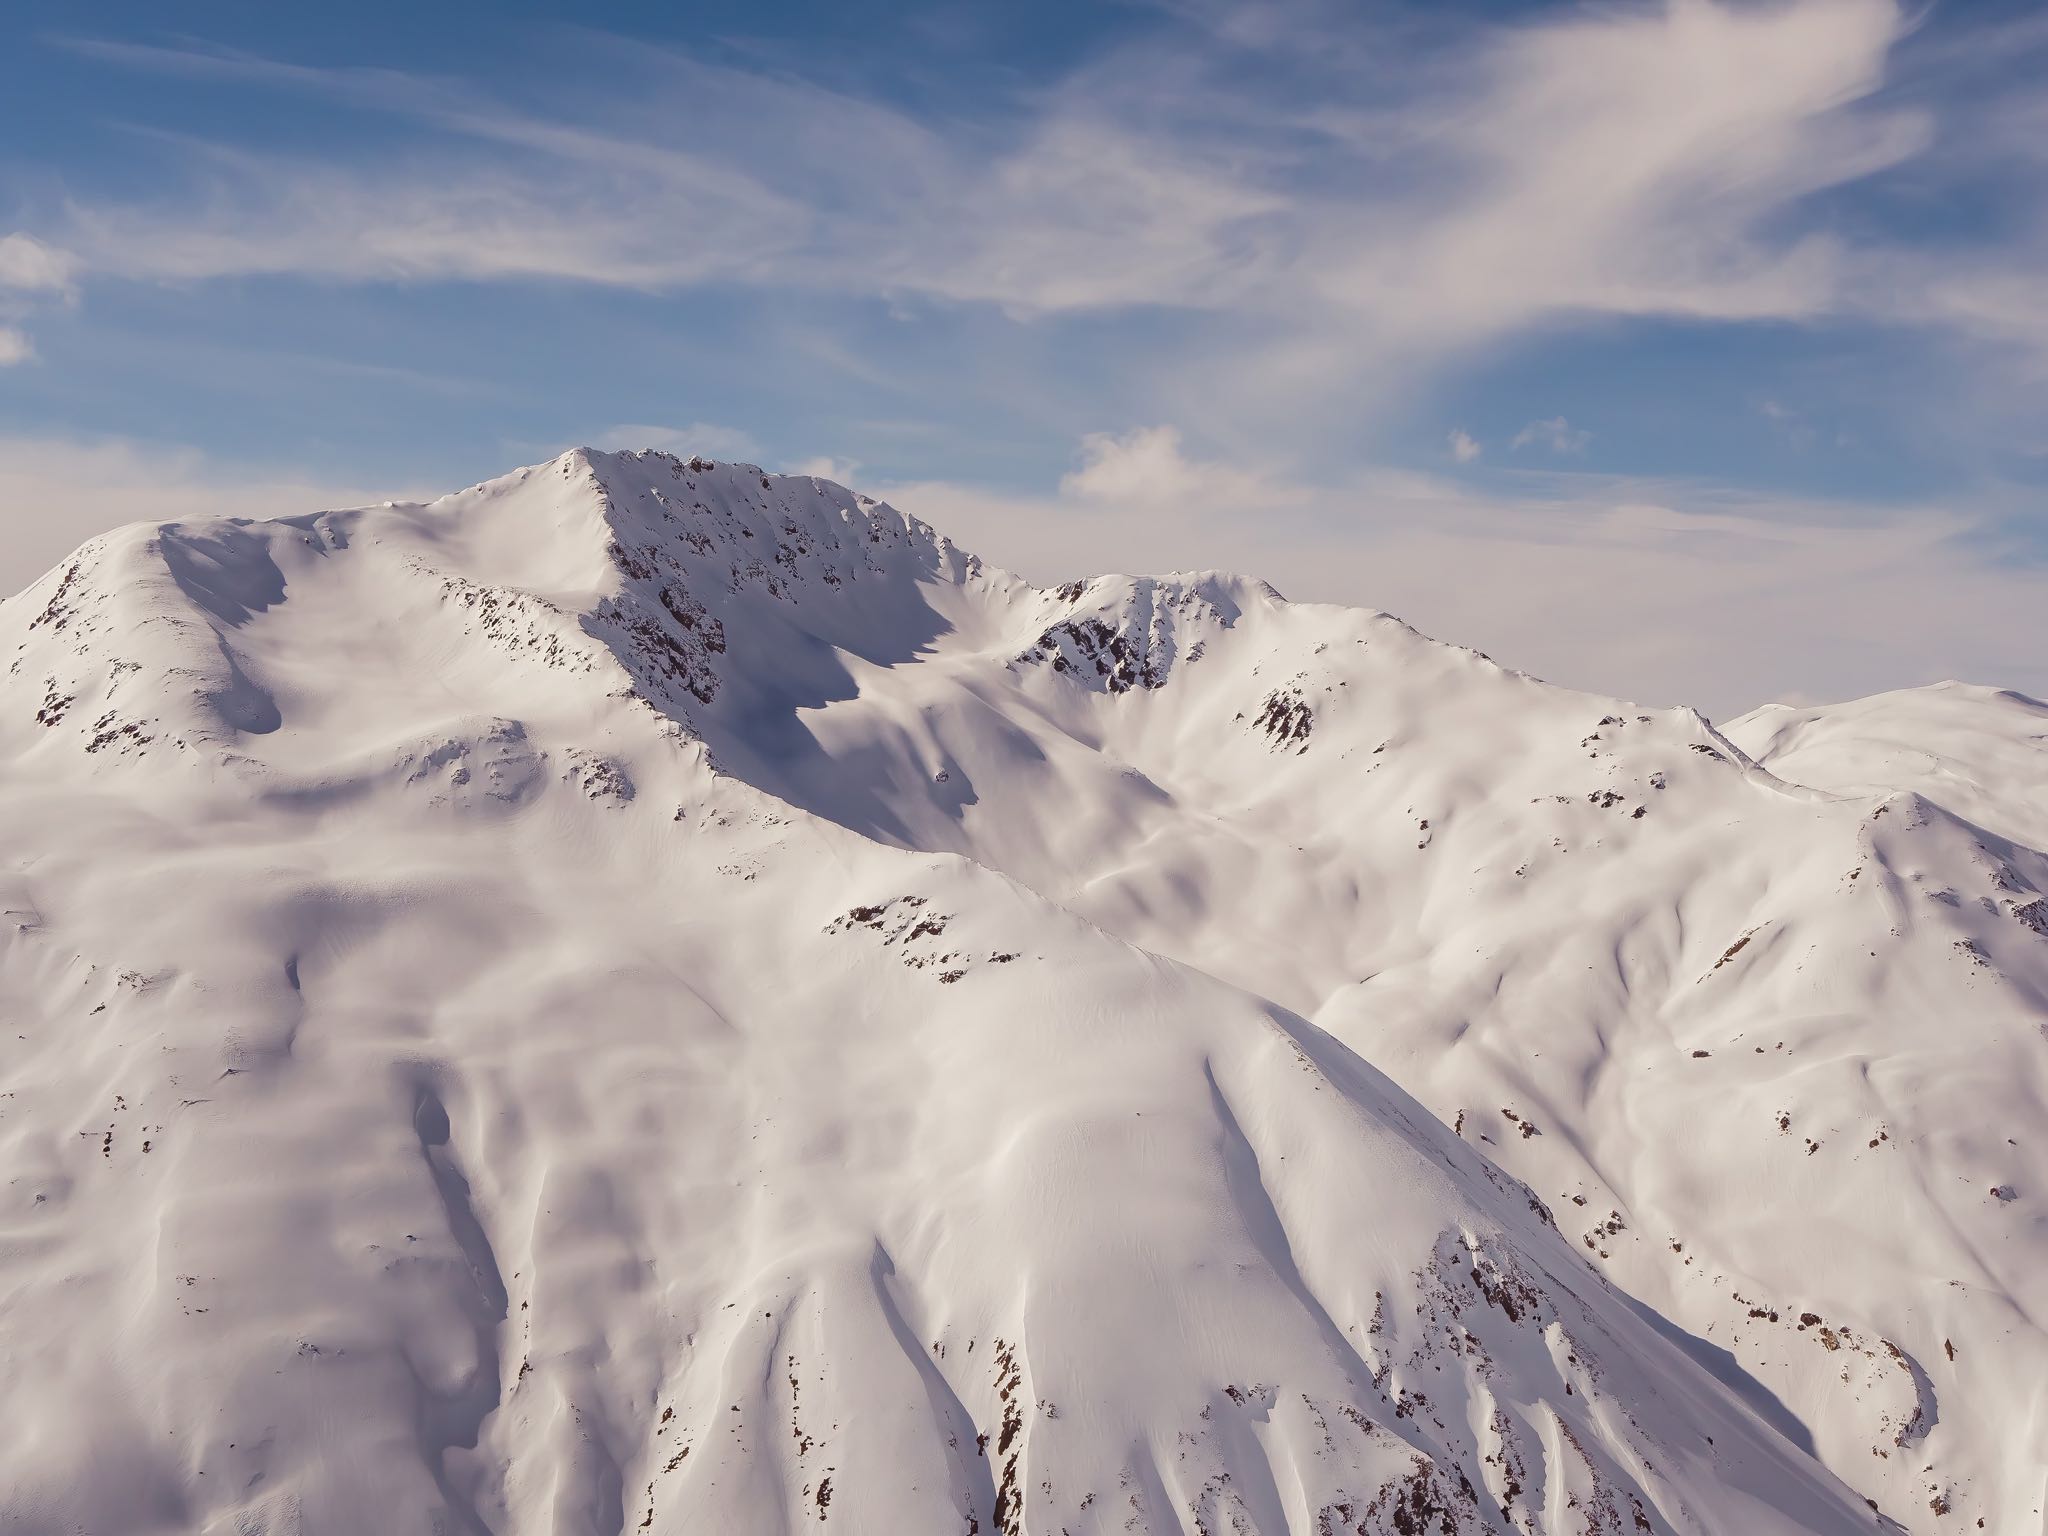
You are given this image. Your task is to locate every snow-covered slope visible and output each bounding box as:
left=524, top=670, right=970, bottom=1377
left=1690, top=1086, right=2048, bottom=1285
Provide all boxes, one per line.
left=0, top=447, right=2038, bottom=1535
left=1727, top=683, right=2048, bottom=851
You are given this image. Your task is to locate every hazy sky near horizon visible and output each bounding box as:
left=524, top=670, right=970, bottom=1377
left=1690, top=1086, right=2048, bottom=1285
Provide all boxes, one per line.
left=3, top=0, right=2046, bottom=717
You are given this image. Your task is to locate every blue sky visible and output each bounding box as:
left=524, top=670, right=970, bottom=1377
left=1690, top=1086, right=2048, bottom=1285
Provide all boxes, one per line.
left=3, top=0, right=2046, bottom=714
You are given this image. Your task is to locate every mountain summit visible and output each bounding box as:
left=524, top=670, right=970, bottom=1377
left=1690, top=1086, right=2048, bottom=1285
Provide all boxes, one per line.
left=1, top=448, right=2042, bottom=1535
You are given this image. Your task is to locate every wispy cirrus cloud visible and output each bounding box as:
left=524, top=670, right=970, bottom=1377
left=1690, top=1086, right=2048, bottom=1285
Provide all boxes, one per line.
left=18, top=1, right=1988, bottom=357
left=35, top=34, right=1279, bottom=316
left=19, top=3, right=2048, bottom=399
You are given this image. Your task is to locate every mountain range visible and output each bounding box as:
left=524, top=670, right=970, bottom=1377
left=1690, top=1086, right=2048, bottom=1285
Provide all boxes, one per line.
left=1, top=447, right=2042, bottom=1535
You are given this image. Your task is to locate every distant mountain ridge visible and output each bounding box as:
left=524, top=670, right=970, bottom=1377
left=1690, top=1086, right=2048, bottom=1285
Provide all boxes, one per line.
left=0, top=446, right=2041, bottom=1535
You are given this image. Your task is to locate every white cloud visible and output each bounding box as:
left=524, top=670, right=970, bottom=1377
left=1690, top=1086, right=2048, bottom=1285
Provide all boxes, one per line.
left=1058, top=425, right=1302, bottom=511
left=595, top=423, right=761, bottom=462
left=1511, top=417, right=1592, bottom=454
left=0, top=238, right=78, bottom=367
left=1448, top=429, right=1481, bottom=463
left=0, top=436, right=425, bottom=602
left=1369, top=0, right=1919, bottom=331
left=783, top=455, right=862, bottom=485
left=0, top=234, right=76, bottom=295
left=910, top=117, right=1287, bottom=315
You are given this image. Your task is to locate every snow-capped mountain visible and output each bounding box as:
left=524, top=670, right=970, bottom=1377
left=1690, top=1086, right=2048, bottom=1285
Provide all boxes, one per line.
left=1, top=447, right=2041, bottom=1535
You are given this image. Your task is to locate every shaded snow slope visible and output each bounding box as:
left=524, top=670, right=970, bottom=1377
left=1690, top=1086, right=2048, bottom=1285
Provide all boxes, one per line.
left=0, top=447, right=2031, bottom=1535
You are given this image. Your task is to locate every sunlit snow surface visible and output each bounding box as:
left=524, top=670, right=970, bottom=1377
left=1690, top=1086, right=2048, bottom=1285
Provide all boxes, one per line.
left=1, top=448, right=2040, bottom=1534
